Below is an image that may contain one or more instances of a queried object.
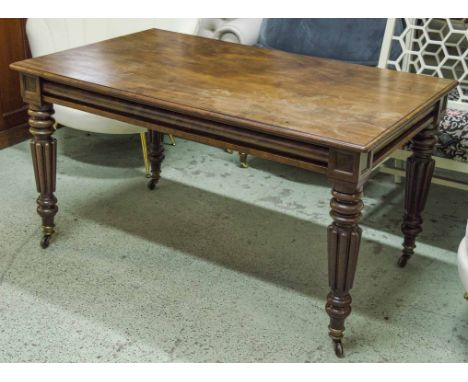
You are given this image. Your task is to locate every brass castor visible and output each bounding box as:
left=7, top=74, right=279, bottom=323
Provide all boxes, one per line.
left=40, top=235, right=51, bottom=249
left=332, top=339, right=344, bottom=358
left=147, top=179, right=157, bottom=190
left=397, top=255, right=409, bottom=268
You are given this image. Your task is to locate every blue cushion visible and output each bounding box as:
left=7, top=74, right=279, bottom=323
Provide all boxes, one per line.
left=257, top=18, right=402, bottom=66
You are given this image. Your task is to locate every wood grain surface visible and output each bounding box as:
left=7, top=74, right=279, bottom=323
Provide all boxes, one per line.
left=10, top=28, right=457, bottom=152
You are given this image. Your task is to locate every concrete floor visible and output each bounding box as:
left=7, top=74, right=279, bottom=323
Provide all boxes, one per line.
left=0, top=128, right=467, bottom=362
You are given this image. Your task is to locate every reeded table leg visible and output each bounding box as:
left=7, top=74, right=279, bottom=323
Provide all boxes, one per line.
left=28, top=103, right=58, bottom=248
left=239, top=152, right=248, bottom=168
left=326, top=183, right=363, bottom=357
left=147, top=129, right=165, bottom=190
left=398, top=124, right=437, bottom=267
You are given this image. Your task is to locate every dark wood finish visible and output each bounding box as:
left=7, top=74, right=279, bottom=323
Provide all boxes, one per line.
left=38, top=80, right=330, bottom=173
left=28, top=102, right=57, bottom=249
left=10, top=29, right=455, bottom=153
left=326, top=182, right=363, bottom=357
left=399, top=98, right=447, bottom=267
left=398, top=123, right=438, bottom=267
left=10, top=28, right=457, bottom=357
left=239, top=152, right=248, bottom=168
left=0, top=19, right=31, bottom=148
left=147, top=130, right=165, bottom=190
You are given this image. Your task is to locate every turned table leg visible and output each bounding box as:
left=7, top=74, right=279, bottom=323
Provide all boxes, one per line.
left=239, top=152, right=248, bottom=168
left=28, top=103, right=58, bottom=248
left=146, top=129, right=165, bottom=190
left=398, top=124, right=437, bottom=267
left=326, top=183, right=363, bottom=357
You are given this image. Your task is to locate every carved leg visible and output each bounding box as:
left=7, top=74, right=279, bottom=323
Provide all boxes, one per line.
left=28, top=103, right=57, bottom=249
left=239, top=152, right=248, bottom=168
left=326, top=183, right=363, bottom=357
left=147, top=129, right=165, bottom=190
left=398, top=124, right=437, bottom=267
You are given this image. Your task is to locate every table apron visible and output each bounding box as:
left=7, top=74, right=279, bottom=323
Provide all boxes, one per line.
left=372, top=108, right=436, bottom=166
left=42, top=81, right=329, bottom=174
left=40, top=80, right=444, bottom=179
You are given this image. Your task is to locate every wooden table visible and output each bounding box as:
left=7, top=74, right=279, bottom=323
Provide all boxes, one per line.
left=11, top=28, right=457, bottom=357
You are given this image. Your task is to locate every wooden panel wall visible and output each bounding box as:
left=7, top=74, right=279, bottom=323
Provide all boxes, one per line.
left=0, top=19, right=30, bottom=149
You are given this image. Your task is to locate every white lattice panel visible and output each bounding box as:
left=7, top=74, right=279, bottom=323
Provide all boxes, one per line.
left=385, top=18, right=468, bottom=109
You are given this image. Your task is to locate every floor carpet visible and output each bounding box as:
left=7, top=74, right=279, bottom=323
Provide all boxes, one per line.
left=0, top=128, right=467, bottom=362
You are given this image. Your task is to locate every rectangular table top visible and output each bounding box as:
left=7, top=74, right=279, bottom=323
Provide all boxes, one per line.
left=11, top=28, right=457, bottom=152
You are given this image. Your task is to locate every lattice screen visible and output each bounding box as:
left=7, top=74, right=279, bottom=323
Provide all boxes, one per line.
left=385, top=18, right=468, bottom=108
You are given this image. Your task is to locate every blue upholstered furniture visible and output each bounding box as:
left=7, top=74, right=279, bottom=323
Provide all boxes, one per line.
left=257, top=18, right=402, bottom=66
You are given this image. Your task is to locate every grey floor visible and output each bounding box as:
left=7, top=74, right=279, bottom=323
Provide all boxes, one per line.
left=0, top=128, right=467, bottom=362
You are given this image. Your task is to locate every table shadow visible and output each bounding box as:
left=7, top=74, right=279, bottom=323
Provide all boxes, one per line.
left=6, top=174, right=464, bottom=361
left=249, top=155, right=466, bottom=254
left=67, top=178, right=442, bottom=321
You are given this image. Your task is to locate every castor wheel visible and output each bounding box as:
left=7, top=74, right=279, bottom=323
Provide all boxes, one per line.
left=397, top=255, right=408, bottom=268
left=40, top=235, right=51, bottom=249
left=147, top=179, right=157, bottom=190
left=332, top=339, right=344, bottom=358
